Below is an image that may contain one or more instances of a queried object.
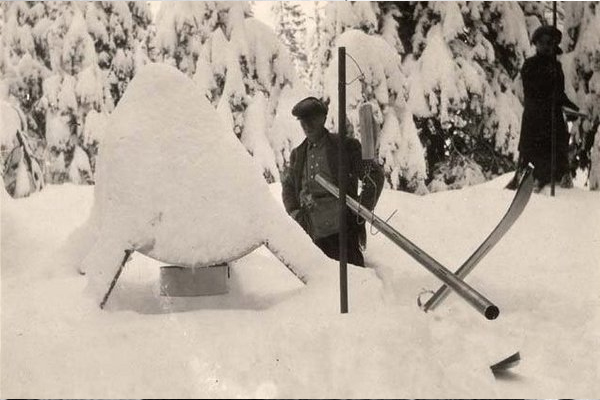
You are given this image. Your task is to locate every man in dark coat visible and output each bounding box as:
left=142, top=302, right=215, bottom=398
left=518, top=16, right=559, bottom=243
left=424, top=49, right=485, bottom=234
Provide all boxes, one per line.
left=510, top=25, right=579, bottom=191
left=282, top=97, right=384, bottom=267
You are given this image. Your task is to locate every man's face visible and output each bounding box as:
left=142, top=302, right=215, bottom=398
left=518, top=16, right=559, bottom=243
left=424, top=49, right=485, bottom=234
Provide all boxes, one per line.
left=299, top=113, right=326, bottom=141
left=535, top=34, right=555, bottom=57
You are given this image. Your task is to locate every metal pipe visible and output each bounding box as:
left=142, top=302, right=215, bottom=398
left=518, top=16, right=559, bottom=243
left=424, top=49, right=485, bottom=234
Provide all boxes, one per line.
left=338, top=46, right=348, bottom=314
left=423, top=164, right=535, bottom=312
left=551, top=1, right=558, bottom=196
left=315, top=173, right=500, bottom=320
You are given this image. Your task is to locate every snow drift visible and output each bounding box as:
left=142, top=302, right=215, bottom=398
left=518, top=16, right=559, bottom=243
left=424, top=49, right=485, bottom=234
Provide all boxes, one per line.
left=77, top=63, right=335, bottom=301
left=5, top=177, right=599, bottom=397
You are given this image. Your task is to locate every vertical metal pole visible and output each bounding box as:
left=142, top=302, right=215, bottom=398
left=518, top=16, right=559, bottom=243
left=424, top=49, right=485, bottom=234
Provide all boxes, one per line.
left=551, top=1, right=558, bottom=196
left=338, top=47, right=348, bottom=314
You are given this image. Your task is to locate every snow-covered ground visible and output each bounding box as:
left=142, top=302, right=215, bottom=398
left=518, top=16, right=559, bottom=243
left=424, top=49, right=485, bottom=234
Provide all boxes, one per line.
left=2, top=175, right=598, bottom=398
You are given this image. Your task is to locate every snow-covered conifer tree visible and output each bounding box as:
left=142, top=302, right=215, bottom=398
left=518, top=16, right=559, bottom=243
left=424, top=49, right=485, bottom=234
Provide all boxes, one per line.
left=0, top=2, right=49, bottom=194
left=2, top=2, right=153, bottom=185
left=225, top=13, right=302, bottom=181
left=323, top=30, right=426, bottom=193
left=0, top=100, right=44, bottom=197
left=1, top=2, right=47, bottom=140
left=81, top=2, right=152, bottom=170
left=308, top=2, right=380, bottom=98
left=383, top=2, right=541, bottom=191
left=38, top=8, right=98, bottom=184
left=561, top=2, right=600, bottom=189
left=241, top=92, right=279, bottom=182
left=376, top=3, right=404, bottom=55
left=154, top=2, right=219, bottom=76
left=306, top=2, right=325, bottom=96
left=272, top=2, right=309, bottom=85
left=88, top=2, right=153, bottom=106
left=157, top=2, right=304, bottom=181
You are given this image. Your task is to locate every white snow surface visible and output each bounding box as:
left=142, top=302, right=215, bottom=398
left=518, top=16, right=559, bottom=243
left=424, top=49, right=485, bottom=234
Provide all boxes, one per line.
left=79, top=63, right=334, bottom=299
left=1, top=173, right=599, bottom=398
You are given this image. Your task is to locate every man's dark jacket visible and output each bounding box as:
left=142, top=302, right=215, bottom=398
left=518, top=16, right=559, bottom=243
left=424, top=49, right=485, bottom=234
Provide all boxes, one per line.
left=282, top=131, right=384, bottom=240
left=519, top=54, right=578, bottom=182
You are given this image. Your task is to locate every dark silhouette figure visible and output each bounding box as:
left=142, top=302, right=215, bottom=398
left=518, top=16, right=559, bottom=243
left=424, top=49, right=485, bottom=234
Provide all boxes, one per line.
left=508, top=26, right=579, bottom=191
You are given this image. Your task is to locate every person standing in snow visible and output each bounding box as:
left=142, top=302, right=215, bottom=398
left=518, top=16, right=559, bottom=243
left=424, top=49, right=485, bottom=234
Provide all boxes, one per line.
left=508, top=25, right=579, bottom=191
left=282, top=97, right=384, bottom=267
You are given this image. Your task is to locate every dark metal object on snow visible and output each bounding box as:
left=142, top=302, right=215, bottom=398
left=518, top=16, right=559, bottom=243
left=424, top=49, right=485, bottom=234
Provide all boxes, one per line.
left=100, top=249, right=133, bottom=309
left=490, top=351, right=521, bottom=374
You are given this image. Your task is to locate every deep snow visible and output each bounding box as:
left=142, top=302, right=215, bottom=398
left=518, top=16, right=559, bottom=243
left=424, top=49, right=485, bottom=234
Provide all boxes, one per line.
left=1, top=175, right=598, bottom=398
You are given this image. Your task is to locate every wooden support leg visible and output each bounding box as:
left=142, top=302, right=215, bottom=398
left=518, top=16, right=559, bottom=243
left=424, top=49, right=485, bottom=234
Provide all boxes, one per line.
left=100, top=249, right=133, bottom=309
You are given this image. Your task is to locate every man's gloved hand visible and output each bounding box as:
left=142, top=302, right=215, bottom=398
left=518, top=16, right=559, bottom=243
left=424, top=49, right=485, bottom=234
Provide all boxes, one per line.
left=299, top=188, right=316, bottom=210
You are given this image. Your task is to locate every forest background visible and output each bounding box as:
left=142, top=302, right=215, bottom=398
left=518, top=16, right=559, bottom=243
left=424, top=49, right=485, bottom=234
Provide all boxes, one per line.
left=2, top=1, right=599, bottom=198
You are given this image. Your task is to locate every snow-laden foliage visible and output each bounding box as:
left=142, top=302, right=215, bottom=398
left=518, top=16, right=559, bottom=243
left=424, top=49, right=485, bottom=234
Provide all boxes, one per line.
left=3, top=1, right=597, bottom=194
left=372, top=2, right=543, bottom=190
left=379, top=106, right=429, bottom=193
left=156, top=3, right=302, bottom=181
left=323, top=29, right=426, bottom=192
left=0, top=101, right=21, bottom=152
left=241, top=92, right=279, bottom=182
left=561, top=2, right=600, bottom=189
left=1, top=1, right=153, bottom=189
left=308, top=2, right=380, bottom=97
left=267, top=84, right=307, bottom=173
left=82, top=109, right=108, bottom=171
left=272, top=2, right=309, bottom=86
left=0, top=100, right=43, bottom=197
left=310, top=1, right=542, bottom=191
left=0, top=2, right=49, bottom=197
left=68, top=145, right=92, bottom=184
left=154, top=2, right=215, bottom=75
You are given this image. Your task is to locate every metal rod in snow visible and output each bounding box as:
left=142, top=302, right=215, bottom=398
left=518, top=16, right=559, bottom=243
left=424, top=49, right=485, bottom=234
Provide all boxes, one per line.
left=338, top=46, right=348, bottom=314
left=551, top=1, right=558, bottom=196
left=99, top=249, right=133, bottom=309
left=315, top=174, right=500, bottom=320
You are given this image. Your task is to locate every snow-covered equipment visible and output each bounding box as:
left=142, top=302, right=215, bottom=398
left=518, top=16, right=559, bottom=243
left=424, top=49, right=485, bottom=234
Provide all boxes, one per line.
left=160, top=264, right=229, bottom=297
left=80, top=63, right=334, bottom=308
left=422, top=164, right=535, bottom=312
left=315, top=173, right=499, bottom=320
left=358, top=103, right=377, bottom=161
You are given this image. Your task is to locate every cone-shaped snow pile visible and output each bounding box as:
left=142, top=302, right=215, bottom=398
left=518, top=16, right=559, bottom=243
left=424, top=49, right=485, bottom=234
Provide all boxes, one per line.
left=81, top=63, right=331, bottom=300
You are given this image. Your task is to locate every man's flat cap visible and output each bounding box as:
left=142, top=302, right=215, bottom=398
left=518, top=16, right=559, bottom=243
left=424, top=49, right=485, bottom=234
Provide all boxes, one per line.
left=291, top=97, right=328, bottom=119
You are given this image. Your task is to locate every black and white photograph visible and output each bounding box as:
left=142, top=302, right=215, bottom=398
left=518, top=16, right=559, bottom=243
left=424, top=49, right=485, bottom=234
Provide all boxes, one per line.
left=1, top=0, right=599, bottom=398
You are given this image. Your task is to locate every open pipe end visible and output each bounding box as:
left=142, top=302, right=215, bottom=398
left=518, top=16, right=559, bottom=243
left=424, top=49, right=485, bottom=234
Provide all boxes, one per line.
left=485, top=305, right=500, bottom=320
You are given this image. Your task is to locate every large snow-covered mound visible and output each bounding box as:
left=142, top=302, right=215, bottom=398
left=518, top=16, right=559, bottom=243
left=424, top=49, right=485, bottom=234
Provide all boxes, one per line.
left=80, top=63, right=333, bottom=299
